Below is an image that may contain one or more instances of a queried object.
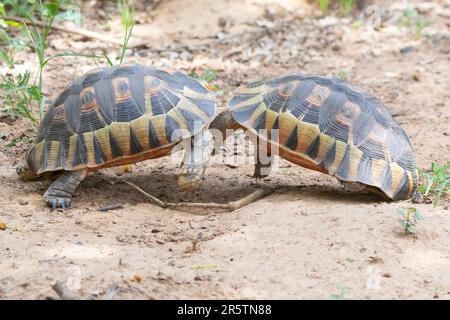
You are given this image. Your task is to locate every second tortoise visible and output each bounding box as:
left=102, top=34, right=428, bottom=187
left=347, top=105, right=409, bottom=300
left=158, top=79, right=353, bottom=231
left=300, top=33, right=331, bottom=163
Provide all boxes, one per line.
left=211, top=74, right=421, bottom=202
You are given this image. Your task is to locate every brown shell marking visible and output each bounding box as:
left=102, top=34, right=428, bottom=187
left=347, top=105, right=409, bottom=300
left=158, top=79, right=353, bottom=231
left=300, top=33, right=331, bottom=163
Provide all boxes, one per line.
left=228, top=74, right=418, bottom=200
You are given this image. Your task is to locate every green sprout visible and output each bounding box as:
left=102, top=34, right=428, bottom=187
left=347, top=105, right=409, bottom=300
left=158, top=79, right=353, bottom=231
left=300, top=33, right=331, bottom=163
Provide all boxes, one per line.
left=397, top=207, right=423, bottom=235
left=330, top=285, right=349, bottom=300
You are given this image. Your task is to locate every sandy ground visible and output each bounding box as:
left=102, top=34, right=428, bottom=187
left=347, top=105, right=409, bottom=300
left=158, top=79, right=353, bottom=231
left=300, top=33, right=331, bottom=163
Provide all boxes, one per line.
left=0, top=0, right=449, bottom=299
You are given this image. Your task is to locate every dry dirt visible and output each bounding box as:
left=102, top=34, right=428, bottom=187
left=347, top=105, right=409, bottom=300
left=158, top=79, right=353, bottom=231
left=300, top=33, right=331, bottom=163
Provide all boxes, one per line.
left=0, top=0, right=449, bottom=299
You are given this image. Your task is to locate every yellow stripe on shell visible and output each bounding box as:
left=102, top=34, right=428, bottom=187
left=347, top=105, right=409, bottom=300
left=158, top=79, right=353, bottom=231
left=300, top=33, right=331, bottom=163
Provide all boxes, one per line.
left=83, top=132, right=95, bottom=166
left=231, top=93, right=264, bottom=110
left=348, top=143, right=364, bottom=180
left=130, top=115, right=150, bottom=150
left=296, top=121, right=320, bottom=154
left=326, top=140, right=348, bottom=174
left=277, top=112, right=300, bottom=146
left=183, top=86, right=215, bottom=101
left=177, top=97, right=210, bottom=122
left=94, top=127, right=113, bottom=161
left=316, top=133, right=336, bottom=163
left=389, top=162, right=407, bottom=196
left=246, top=102, right=267, bottom=128
left=149, top=114, right=169, bottom=145
left=34, top=141, right=44, bottom=173
left=47, top=140, right=61, bottom=170
left=265, top=109, right=279, bottom=130
left=370, top=159, right=388, bottom=186
left=234, top=84, right=270, bottom=95
left=67, top=134, right=79, bottom=169
left=109, top=122, right=131, bottom=155
left=167, top=108, right=190, bottom=139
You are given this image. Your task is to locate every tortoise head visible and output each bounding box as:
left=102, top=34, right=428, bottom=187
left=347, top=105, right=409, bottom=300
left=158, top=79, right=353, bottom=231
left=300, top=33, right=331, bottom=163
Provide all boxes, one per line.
left=16, top=161, right=39, bottom=180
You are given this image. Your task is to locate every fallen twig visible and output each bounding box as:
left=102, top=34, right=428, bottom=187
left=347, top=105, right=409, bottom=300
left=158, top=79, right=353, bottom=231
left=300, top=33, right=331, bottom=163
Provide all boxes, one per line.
left=98, top=203, right=123, bottom=212
left=123, top=180, right=168, bottom=208
left=124, top=180, right=271, bottom=213
left=0, top=16, right=143, bottom=47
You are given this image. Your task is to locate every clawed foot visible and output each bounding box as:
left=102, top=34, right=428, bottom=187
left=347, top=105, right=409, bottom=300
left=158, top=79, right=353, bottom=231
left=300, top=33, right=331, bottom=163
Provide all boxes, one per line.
left=43, top=195, right=71, bottom=209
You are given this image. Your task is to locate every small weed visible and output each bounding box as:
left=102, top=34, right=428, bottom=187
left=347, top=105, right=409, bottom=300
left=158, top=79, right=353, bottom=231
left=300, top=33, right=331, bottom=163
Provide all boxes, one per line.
left=117, top=0, right=135, bottom=64
left=317, top=0, right=329, bottom=15
left=5, top=136, right=34, bottom=147
left=1, top=0, right=105, bottom=126
left=0, top=71, right=41, bottom=126
left=418, top=163, right=449, bottom=206
left=341, top=0, right=355, bottom=16
left=397, top=207, right=423, bottom=235
left=400, top=6, right=431, bottom=38
left=317, top=0, right=355, bottom=16
left=0, top=5, right=26, bottom=67
left=190, top=68, right=223, bottom=93
left=338, top=70, right=348, bottom=80
left=415, top=17, right=432, bottom=38
left=330, top=285, right=349, bottom=300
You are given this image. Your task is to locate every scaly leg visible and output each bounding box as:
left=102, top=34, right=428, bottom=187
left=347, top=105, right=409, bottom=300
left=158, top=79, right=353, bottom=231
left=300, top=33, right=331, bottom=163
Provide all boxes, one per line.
left=253, top=136, right=273, bottom=179
left=43, top=169, right=87, bottom=208
left=178, top=130, right=213, bottom=190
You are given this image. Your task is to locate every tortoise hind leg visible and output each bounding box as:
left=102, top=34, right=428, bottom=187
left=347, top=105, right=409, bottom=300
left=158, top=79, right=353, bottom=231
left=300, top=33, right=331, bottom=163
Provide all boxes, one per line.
left=43, top=169, right=87, bottom=209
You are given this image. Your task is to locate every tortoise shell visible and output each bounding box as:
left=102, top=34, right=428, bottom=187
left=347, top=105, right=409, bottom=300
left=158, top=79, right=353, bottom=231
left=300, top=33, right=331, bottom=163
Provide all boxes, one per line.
left=228, top=75, right=418, bottom=200
left=26, top=63, right=216, bottom=175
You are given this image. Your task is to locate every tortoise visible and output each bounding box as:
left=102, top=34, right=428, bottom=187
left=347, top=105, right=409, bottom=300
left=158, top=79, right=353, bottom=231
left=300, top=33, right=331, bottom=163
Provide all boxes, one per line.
left=211, top=74, right=421, bottom=202
left=17, top=63, right=217, bottom=208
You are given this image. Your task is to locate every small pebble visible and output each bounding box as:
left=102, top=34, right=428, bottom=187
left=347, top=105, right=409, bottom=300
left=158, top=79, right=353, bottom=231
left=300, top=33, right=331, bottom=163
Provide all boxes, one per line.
left=19, top=199, right=29, bottom=205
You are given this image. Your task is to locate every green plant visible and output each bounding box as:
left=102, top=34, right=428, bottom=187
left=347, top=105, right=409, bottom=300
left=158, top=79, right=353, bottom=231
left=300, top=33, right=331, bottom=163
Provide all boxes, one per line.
left=330, top=285, right=349, bottom=300
left=0, top=71, right=41, bottom=126
left=419, top=163, right=450, bottom=206
left=1, top=0, right=40, bottom=18
left=397, top=207, right=423, bottom=235
left=400, top=6, right=417, bottom=26
left=5, top=136, right=34, bottom=147
left=0, top=1, right=105, bottom=125
left=317, top=0, right=329, bottom=14
left=190, top=68, right=223, bottom=93
left=400, top=5, right=431, bottom=38
left=341, top=0, right=355, bottom=16
left=415, top=16, right=432, bottom=38
left=19, top=1, right=64, bottom=118
left=0, top=23, right=26, bottom=67
left=117, top=0, right=134, bottom=64
left=0, top=4, right=25, bottom=67
left=338, top=70, right=348, bottom=80
left=317, top=0, right=355, bottom=16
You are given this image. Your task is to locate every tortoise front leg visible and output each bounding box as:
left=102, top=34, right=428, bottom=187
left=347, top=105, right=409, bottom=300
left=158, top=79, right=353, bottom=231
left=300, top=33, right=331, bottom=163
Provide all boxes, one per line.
left=177, top=130, right=213, bottom=190
left=43, top=169, right=87, bottom=208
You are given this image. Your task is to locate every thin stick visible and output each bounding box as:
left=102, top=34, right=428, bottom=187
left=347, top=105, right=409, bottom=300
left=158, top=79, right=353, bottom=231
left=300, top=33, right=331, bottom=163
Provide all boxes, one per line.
left=0, top=16, right=141, bottom=47
left=98, top=204, right=123, bottom=212
left=123, top=180, right=168, bottom=208
left=52, top=281, right=80, bottom=300
left=124, top=180, right=270, bottom=212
